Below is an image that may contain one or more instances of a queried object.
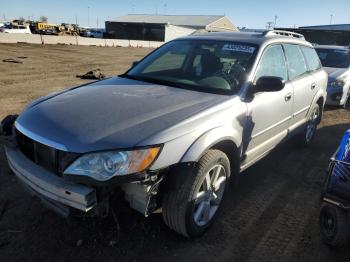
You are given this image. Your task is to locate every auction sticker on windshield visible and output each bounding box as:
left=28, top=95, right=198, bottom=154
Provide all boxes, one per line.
left=222, top=44, right=255, bottom=53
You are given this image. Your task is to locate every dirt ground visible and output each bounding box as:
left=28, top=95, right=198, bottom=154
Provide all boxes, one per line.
left=0, top=43, right=350, bottom=262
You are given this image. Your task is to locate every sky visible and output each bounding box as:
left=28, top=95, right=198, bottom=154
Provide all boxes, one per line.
left=0, top=0, right=349, bottom=29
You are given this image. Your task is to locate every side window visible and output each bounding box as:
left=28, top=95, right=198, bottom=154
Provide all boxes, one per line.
left=255, top=45, right=287, bottom=82
left=283, top=44, right=308, bottom=80
left=301, top=46, right=322, bottom=71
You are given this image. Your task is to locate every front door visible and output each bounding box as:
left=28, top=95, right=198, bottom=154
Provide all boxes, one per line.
left=243, top=44, right=293, bottom=167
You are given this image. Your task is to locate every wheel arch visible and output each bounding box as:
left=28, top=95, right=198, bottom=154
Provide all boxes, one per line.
left=309, top=90, right=325, bottom=124
left=180, top=126, right=242, bottom=168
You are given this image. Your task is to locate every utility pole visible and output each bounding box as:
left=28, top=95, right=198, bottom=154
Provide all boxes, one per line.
left=87, top=6, right=90, bottom=27
left=330, top=14, right=333, bottom=25
left=96, top=17, right=99, bottom=28
left=274, top=15, right=278, bottom=28
left=75, top=15, right=78, bottom=26
left=155, top=0, right=159, bottom=14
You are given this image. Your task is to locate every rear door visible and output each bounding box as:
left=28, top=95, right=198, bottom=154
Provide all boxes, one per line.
left=283, top=44, right=318, bottom=128
left=300, top=45, right=327, bottom=100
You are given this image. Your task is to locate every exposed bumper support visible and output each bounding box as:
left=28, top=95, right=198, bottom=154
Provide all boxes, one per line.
left=5, top=145, right=97, bottom=212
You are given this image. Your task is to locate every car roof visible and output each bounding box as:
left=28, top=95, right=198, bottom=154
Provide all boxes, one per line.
left=178, top=31, right=312, bottom=47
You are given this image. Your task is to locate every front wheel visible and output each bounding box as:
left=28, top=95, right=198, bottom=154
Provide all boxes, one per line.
left=162, top=150, right=231, bottom=238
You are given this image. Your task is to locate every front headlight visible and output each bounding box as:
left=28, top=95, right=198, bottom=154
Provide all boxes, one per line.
left=330, top=79, right=345, bottom=88
left=64, top=147, right=160, bottom=181
left=330, top=75, right=347, bottom=88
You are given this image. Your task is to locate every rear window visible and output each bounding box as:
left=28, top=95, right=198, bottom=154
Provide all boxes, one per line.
left=301, top=46, right=322, bottom=71
left=283, top=44, right=309, bottom=80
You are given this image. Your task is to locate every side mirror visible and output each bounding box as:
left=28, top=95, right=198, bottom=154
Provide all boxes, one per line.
left=255, top=76, right=285, bottom=92
left=132, top=61, right=139, bottom=68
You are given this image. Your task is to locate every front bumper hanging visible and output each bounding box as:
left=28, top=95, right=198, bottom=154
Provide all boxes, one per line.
left=5, top=144, right=97, bottom=213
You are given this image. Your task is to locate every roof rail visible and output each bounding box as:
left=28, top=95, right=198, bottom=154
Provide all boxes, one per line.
left=263, top=30, right=305, bottom=40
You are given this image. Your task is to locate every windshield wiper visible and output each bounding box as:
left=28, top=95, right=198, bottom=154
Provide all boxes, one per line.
left=119, top=74, right=144, bottom=81
left=120, top=74, right=186, bottom=89
left=120, top=74, right=232, bottom=95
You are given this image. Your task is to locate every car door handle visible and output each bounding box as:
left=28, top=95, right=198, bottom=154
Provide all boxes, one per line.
left=285, top=93, right=292, bottom=102
left=311, top=83, right=316, bottom=90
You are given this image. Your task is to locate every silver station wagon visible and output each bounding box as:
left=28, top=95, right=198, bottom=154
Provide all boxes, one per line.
left=2, top=30, right=327, bottom=237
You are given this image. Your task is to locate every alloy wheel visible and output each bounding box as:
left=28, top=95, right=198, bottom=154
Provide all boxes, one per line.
left=193, top=164, right=227, bottom=227
left=305, top=106, right=320, bottom=143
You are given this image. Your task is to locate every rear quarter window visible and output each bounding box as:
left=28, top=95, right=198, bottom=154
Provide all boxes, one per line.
left=283, top=44, right=309, bottom=80
left=301, top=46, right=322, bottom=71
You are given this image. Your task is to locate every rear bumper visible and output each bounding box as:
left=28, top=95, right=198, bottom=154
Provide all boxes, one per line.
left=5, top=144, right=97, bottom=213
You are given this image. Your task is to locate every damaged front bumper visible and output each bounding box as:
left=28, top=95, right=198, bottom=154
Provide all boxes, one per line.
left=5, top=144, right=97, bottom=215
left=4, top=142, right=164, bottom=218
left=2, top=113, right=165, bottom=219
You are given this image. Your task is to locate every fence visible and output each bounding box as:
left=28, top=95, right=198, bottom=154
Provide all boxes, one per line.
left=0, top=33, right=163, bottom=48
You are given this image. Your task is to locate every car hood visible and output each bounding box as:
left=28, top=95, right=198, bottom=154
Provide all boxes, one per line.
left=16, top=77, right=230, bottom=153
left=324, top=67, right=349, bottom=81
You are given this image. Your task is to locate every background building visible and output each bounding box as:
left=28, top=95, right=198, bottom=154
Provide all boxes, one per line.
left=276, top=24, right=350, bottom=45
left=105, top=14, right=238, bottom=42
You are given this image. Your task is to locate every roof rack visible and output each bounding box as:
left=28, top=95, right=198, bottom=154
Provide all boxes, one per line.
left=263, top=30, right=305, bottom=40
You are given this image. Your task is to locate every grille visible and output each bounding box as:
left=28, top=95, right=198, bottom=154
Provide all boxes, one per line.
left=16, top=130, right=80, bottom=174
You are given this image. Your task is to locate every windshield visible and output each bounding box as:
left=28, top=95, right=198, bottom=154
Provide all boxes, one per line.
left=125, top=40, right=258, bottom=94
left=316, top=48, right=350, bottom=68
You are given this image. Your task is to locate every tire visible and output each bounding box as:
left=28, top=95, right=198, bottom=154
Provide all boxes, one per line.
left=343, top=91, right=350, bottom=109
left=295, top=103, right=320, bottom=147
left=162, top=149, right=231, bottom=238
left=319, top=203, right=350, bottom=246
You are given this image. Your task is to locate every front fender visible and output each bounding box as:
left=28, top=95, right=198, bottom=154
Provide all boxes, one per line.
left=181, top=126, right=242, bottom=163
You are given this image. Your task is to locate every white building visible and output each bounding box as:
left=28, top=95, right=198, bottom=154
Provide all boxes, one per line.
left=105, top=14, right=238, bottom=42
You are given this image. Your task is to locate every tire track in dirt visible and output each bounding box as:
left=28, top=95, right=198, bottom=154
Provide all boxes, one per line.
left=208, top=149, right=317, bottom=262
left=246, top=167, right=324, bottom=262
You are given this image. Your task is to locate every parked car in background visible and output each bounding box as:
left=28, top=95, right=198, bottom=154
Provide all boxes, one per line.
left=84, top=28, right=104, bottom=38
left=0, top=24, right=32, bottom=34
left=2, top=30, right=327, bottom=238
left=315, top=46, right=350, bottom=106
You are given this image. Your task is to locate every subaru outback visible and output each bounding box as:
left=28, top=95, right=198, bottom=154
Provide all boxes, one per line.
left=2, top=30, right=327, bottom=237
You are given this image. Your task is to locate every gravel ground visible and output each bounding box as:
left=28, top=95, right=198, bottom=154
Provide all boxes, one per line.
left=0, top=43, right=350, bottom=262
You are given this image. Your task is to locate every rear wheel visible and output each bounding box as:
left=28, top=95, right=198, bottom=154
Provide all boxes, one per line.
left=319, top=203, right=350, bottom=246
left=296, top=103, right=320, bottom=147
left=162, top=149, right=231, bottom=237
